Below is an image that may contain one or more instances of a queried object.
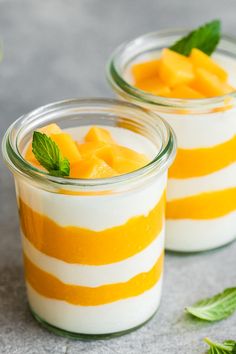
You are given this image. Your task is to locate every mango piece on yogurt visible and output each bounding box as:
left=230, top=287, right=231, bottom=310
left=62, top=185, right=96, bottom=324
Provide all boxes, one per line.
left=25, top=123, right=62, bottom=166
left=191, top=68, right=234, bottom=97
left=78, top=141, right=113, bottom=164
left=135, top=76, right=171, bottom=96
left=85, top=126, right=115, bottom=144
left=159, top=48, right=194, bottom=87
left=190, top=48, right=228, bottom=82
left=108, top=145, right=149, bottom=173
left=132, top=59, right=161, bottom=82
left=50, top=133, right=81, bottom=165
left=70, top=156, right=117, bottom=178
left=169, top=85, right=205, bottom=99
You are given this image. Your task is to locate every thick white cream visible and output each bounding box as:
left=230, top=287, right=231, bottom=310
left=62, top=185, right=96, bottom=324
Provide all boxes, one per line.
left=167, top=163, right=236, bottom=201
left=166, top=211, right=236, bottom=252
left=17, top=172, right=166, bottom=231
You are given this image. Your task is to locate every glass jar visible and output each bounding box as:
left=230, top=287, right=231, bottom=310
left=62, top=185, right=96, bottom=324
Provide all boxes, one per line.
left=2, top=98, right=176, bottom=338
left=107, top=30, right=236, bottom=253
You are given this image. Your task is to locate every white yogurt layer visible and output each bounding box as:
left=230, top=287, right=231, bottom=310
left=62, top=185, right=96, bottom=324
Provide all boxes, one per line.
left=166, top=211, right=236, bottom=252
left=162, top=109, right=236, bottom=149
left=17, top=171, right=166, bottom=231
left=27, top=279, right=162, bottom=335
left=167, top=163, right=236, bottom=201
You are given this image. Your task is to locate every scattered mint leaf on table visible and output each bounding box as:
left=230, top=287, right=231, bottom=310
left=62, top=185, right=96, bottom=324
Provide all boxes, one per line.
left=32, top=131, right=70, bottom=177
left=170, top=19, right=221, bottom=56
left=204, top=338, right=236, bottom=354
left=186, top=287, right=236, bottom=321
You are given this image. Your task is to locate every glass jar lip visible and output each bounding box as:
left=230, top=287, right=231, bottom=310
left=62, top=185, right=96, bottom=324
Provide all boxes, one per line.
left=2, top=98, right=176, bottom=190
left=107, top=29, right=236, bottom=113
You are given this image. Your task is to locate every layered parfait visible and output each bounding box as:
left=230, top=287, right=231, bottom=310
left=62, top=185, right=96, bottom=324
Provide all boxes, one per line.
left=2, top=99, right=175, bottom=337
left=108, top=20, right=236, bottom=252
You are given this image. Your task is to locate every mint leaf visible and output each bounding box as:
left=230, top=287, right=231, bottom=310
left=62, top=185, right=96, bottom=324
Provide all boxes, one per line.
left=32, top=131, right=70, bottom=177
left=204, top=338, right=236, bottom=354
left=186, top=287, right=236, bottom=321
left=170, top=20, right=221, bottom=56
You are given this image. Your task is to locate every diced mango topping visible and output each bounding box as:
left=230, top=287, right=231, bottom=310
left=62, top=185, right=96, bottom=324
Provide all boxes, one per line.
left=109, top=146, right=149, bottom=174
left=131, top=48, right=235, bottom=99
left=132, top=59, right=161, bottom=82
left=159, top=49, right=194, bottom=88
left=24, top=125, right=150, bottom=179
left=169, top=85, right=205, bottom=99
left=191, top=68, right=234, bottom=97
left=78, top=141, right=114, bottom=165
left=50, top=133, right=81, bottom=165
left=85, top=126, right=114, bottom=144
left=190, top=48, right=228, bottom=82
left=70, top=156, right=117, bottom=179
left=135, top=77, right=171, bottom=96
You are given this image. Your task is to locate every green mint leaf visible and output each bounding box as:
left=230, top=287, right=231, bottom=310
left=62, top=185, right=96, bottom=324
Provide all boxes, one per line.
left=32, top=131, right=70, bottom=177
left=204, top=338, right=236, bottom=354
left=186, top=287, right=236, bottom=321
left=170, top=19, right=221, bottom=56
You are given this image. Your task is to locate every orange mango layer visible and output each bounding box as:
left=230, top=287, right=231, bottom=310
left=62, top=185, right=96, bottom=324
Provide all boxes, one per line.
left=24, top=125, right=150, bottom=178
left=24, top=252, right=163, bottom=306
left=167, top=187, right=236, bottom=220
left=19, top=191, right=165, bottom=265
left=169, top=135, right=236, bottom=179
left=132, top=48, right=234, bottom=98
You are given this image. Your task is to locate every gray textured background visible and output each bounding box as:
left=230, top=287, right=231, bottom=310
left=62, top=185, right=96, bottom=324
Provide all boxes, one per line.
left=0, top=1, right=236, bottom=353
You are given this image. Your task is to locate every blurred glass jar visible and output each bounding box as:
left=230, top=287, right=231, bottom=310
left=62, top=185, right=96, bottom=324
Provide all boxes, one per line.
left=107, top=30, right=236, bottom=252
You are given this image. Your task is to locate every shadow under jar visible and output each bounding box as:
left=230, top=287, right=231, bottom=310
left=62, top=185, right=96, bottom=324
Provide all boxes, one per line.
left=2, top=98, right=176, bottom=338
left=107, top=30, right=236, bottom=253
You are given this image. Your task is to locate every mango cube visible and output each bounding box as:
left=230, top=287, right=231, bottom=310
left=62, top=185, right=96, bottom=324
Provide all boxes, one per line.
left=109, top=145, right=149, bottom=173
left=70, top=156, right=117, bottom=179
left=135, top=77, right=171, bottom=96
left=50, top=133, right=81, bottom=165
left=85, top=126, right=114, bottom=144
left=169, top=85, right=205, bottom=99
left=78, top=141, right=114, bottom=164
left=190, top=48, right=228, bottom=82
left=191, top=68, right=234, bottom=97
left=132, top=59, right=160, bottom=82
left=159, top=48, right=194, bottom=87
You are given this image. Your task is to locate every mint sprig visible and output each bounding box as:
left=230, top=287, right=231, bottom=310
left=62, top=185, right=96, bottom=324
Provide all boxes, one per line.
left=170, top=19, right=221, bottom=56
left=32, top=131, right=70, bottom=177
left=204, top=338, right=236, bottom=354
left=186, top=287, right=236, bottom=322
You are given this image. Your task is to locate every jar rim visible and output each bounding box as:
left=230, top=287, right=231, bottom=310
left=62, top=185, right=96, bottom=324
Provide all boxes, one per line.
left=2, top=98, right=176, bottom=191
left=107, top=29, right=236, bottom=113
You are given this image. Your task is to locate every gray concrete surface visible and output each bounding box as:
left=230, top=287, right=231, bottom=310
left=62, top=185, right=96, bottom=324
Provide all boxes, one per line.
left=0, top=1, right=236, bottom=353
